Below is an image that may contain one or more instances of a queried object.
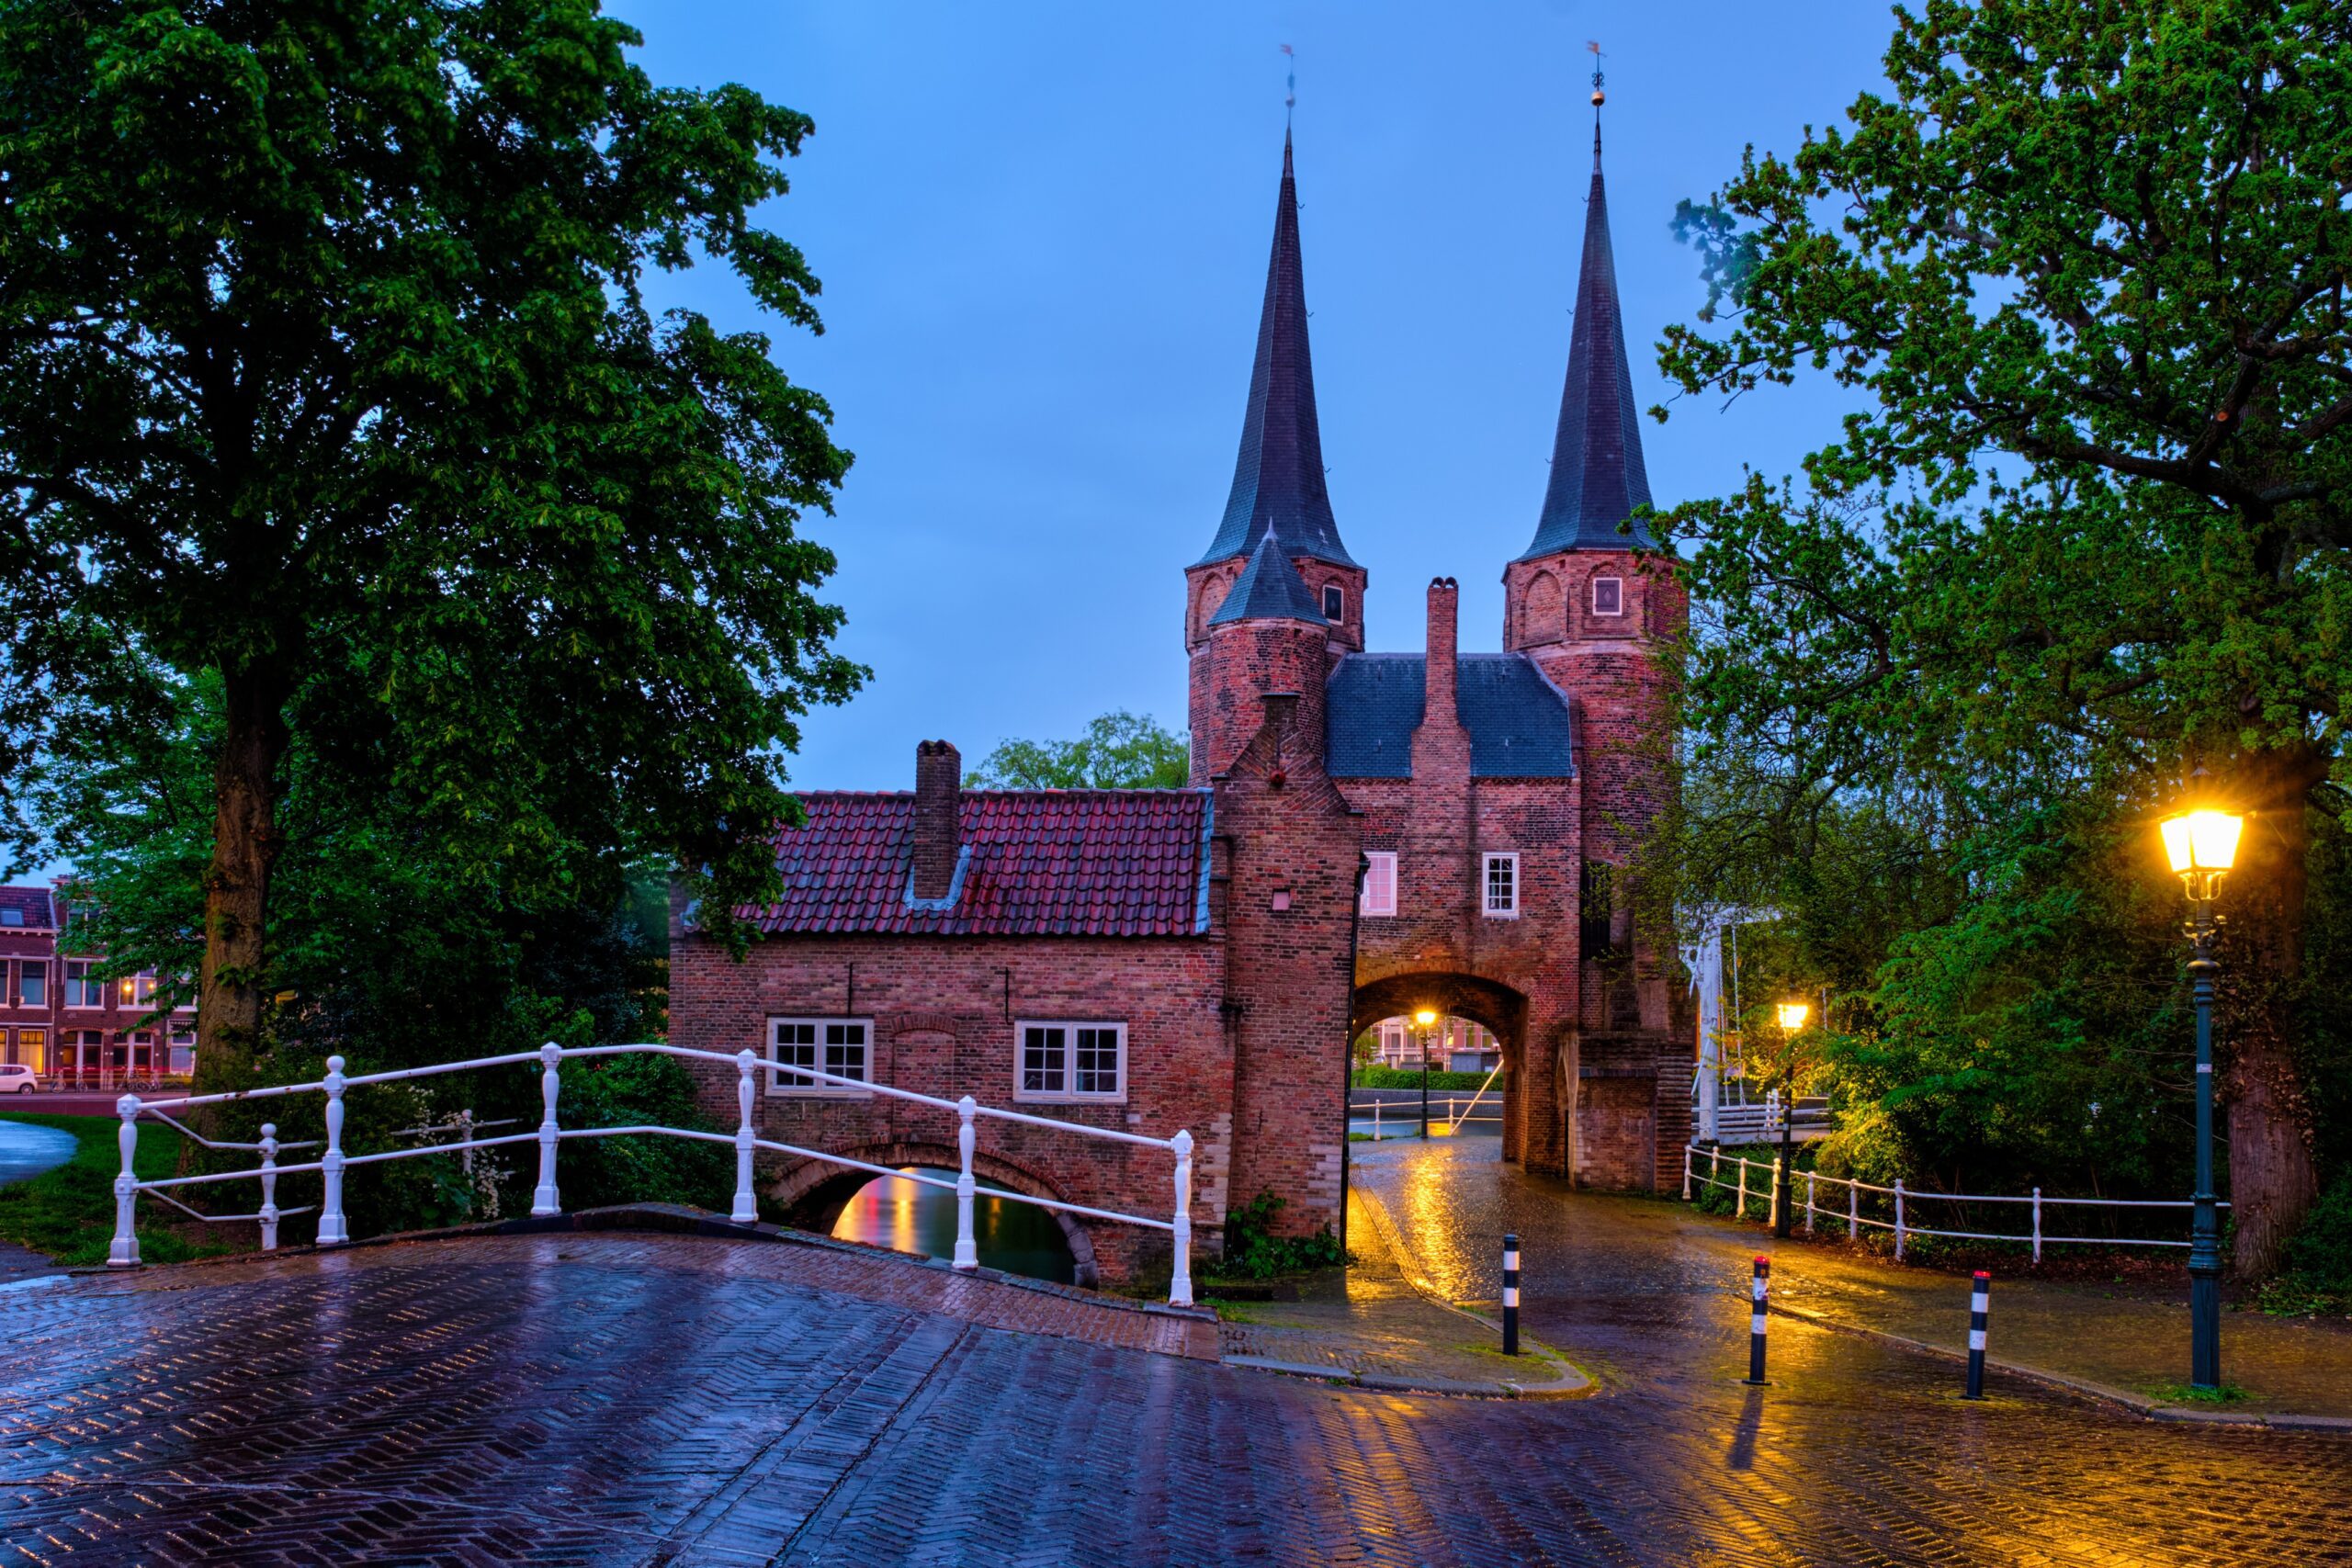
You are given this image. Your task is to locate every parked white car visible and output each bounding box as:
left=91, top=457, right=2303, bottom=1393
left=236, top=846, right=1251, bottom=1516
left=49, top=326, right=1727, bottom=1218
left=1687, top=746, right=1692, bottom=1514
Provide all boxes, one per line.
left=0, top=1062, right=36, bottom=1094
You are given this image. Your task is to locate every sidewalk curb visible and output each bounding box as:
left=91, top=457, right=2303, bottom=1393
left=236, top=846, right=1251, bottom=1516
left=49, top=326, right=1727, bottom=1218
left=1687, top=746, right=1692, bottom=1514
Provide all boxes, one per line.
left=1769, top=1300, right=2352, bottom=1432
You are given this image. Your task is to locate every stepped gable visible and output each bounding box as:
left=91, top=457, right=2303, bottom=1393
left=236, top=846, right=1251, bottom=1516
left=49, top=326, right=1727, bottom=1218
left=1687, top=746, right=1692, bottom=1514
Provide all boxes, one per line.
left=1324, top=653, right=1577, bottom=778
left=740, top=790, right=1215, bottom=938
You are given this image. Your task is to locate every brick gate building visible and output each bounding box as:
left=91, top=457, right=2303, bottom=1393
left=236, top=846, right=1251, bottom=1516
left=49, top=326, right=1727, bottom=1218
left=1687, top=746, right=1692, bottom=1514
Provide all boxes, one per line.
left=673, top=121, right=1686, bottom=1280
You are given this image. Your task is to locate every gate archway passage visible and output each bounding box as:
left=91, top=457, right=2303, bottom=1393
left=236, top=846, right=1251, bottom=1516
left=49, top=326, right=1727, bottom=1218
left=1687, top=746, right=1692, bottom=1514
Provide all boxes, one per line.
left=1351, top=972, right=1530, bottom=1161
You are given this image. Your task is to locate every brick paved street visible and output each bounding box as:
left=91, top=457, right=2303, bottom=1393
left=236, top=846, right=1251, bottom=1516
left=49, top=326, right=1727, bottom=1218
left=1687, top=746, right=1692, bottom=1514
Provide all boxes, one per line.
left=4, top=1208, right=2351, bottom=1564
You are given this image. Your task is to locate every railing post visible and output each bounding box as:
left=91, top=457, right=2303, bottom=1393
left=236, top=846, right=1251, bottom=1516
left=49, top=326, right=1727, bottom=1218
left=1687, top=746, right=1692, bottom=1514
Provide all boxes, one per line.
left=107, top=1094, right=141, bottom=1268
left=1711, top=1146, right=1721, bottom=1186
left=532, top=1043, right=562, bottom=1217
left=1374, top=1100, right=1382, bottom=1141
left=731, top=1049, right=758, bottom=1224
left=2031, top=1186, right=2042, bottom=1263
left=1894, top=1178, right=1906, bottom=1261
left=318, top=1055, right=349, bottom=1246
left=1681, top=1144, right=1692, bottom=1201
left=258, top=1123, right=281, bottom=1251
left=1849, top=1176, right=1860, bottom=1242
left=458, top=1108, right=476, bottom=1180
left=1169, top=1128, right=1193, bottom=1307
left=1736, top=1156, right=1748, bottom=1219
left=1805, top=1169, right=1816, bottom=1235
left=954, top=1095, right=978, bottom=1270
left=1769, top=1154, right=1783, bottom=1230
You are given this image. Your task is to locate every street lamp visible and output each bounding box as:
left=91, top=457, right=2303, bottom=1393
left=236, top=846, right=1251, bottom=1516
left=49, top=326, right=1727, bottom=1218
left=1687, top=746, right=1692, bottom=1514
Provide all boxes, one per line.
left=2159, top=800, right=2242, bottom=1391
left=1773, top=1001, right=1809, bottom=1238
left=1414, top=1009, right=1439, bottom=1138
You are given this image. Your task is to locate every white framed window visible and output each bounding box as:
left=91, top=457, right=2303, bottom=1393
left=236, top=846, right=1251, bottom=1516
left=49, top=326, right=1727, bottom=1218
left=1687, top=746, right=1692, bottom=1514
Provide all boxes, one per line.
left=1016, top=1021, right=1126, bottom=1103
left=767, top=1016, right=872, bottom=1097
left=1360, top=851, right=1397, bottom=917
left=1483, top=852, right=1521, bottom=919
left=17, top=961, right=43, bottom=1009
left=121, top=971, right=157, bottom=1007
left=1591, top=576, right=1624, bottom=616
left=168, top=1030, right=196, bottom=1075
left=1322, top=583, right=1346, bottom=623
left=63, top=959, right=103, bottom=1009
left=1377, top=1019, right=1407, bottom=1065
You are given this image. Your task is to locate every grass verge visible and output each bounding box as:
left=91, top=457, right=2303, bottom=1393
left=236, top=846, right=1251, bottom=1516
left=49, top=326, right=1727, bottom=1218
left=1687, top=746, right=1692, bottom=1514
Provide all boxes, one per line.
left=0, top=1111, right=227, bottom=1267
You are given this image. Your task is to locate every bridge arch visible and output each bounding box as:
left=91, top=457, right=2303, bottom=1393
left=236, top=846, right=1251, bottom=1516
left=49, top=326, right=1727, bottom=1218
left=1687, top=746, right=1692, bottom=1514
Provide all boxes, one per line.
left=765, top=1142, right=1101, bottom=1287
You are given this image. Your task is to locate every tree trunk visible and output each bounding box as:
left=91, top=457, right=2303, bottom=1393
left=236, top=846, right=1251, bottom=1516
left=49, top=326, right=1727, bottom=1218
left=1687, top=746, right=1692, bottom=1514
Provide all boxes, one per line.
left=2216, top=744, right=2324, bottom=1277
left=191, top=663, right=289, bottom=1093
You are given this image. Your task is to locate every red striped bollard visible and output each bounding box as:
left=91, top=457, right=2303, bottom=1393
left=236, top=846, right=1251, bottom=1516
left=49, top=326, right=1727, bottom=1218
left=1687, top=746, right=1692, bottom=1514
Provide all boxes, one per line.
left=1963, top=1270, right=1990, bottom=1400
left=1502, top=1233, right=1520, bottom=1356
left=1743, top=1256, right=1770, bottom=1384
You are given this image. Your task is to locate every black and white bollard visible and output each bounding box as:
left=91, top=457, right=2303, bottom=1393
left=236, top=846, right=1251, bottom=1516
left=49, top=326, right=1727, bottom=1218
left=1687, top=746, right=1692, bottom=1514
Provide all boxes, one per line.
left=1744, top=1256, right=1770, bottom=1384
left=1963, top=1269, right=1990, bottom=1400
left=1502, top=1233, right=1521, bottom=1356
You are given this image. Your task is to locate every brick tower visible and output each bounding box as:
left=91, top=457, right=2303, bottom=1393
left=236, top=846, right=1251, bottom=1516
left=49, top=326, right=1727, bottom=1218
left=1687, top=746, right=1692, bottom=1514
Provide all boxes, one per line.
left=1501, top=118, right=1685, bottom=1036
left=1186, top=131, right=1362, bottom=782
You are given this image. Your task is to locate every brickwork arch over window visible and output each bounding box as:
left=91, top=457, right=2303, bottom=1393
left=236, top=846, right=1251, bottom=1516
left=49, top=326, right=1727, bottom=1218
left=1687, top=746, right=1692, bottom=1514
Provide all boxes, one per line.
left=1523, top=570, right=1561, bottom=643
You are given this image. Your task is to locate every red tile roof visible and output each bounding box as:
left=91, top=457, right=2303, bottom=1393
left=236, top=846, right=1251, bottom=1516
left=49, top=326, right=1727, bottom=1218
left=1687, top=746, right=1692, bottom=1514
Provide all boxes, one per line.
left=737, top=790, right=1214, bottom=939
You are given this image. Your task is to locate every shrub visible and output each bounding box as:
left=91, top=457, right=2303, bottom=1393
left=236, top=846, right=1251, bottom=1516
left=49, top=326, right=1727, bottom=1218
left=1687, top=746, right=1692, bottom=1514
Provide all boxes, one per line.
left=1216, top=1190, right=1349, bottom=1279
left=1351, top=1066, right=1506, bottom=1091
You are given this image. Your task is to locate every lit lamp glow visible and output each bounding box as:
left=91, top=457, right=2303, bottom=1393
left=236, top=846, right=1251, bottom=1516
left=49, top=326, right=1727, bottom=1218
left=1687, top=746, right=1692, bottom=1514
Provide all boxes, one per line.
left=1775, top=1001, right=1810, bottom=1032
left=2156, top=796, right=2243, bottom=1393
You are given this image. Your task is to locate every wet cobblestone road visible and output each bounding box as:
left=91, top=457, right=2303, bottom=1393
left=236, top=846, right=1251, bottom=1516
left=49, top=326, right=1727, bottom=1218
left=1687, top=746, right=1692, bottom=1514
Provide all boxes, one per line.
left=4, top=1171, right=2349, bottom=1564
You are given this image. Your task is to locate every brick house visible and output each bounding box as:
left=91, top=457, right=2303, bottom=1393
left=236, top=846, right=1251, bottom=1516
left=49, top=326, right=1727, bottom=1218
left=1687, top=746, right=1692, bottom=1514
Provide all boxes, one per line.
left=672, top=125, right=1685, bottom=1278
left=0, top=882, right=198, bottom=1083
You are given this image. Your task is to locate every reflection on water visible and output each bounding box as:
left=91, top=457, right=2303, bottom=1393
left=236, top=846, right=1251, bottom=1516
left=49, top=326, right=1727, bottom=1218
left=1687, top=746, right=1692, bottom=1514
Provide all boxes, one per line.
left=831, top=1167, right=1077, bottom=1285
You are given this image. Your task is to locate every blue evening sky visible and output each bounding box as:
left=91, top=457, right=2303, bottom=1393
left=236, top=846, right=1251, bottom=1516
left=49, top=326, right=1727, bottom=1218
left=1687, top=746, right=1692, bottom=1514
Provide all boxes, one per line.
left=614, top=2, right=1898, bottom=793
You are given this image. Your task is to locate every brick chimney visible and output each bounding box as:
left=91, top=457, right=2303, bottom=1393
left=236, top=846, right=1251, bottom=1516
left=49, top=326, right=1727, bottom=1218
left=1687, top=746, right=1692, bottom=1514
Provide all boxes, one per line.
left=911, top=739, right=961, bottom=901
left=1424, top=578, right=1459, bottom=727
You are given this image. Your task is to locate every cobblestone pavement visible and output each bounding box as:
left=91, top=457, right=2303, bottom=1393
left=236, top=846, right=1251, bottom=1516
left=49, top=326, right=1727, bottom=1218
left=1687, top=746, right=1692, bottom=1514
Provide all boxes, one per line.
left=5, top=1205, right=2351, bottom=1563
left=1358, top=1137, right=2352, bottom=1420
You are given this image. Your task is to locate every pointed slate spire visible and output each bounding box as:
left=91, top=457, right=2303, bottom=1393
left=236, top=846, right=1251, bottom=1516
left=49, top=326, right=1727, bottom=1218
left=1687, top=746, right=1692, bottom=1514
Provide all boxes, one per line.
left=1520, top=122, right=1656, bottom=558
left=1195, top=132, right=1358, bottom=570
left=1210, top=524, right=1327, bottom=626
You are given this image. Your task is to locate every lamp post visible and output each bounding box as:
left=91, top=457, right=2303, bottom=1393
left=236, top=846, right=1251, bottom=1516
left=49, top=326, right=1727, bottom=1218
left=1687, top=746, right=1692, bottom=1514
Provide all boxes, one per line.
left=2159, top=802, right=2242, bottom=1392
left=1414, top=1009, right=1439, bottom=1138
left=1773, top=1000, right=1809, bottom=1239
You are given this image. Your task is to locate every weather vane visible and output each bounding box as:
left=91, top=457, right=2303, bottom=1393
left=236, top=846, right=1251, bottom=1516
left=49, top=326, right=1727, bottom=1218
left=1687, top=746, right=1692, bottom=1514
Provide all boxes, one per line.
left=1589, top=39, right=1606, bottom=106
left=1283, top=43, right=1295, bottom=127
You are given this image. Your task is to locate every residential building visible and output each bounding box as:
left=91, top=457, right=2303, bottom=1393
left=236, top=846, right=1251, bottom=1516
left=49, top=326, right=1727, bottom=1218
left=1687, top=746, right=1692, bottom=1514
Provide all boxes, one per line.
left=0, top=883, right=196, bottom=1083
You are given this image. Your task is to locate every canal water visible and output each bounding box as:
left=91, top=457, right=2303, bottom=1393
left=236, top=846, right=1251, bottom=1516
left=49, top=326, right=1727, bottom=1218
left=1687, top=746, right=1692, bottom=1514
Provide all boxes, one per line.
left=830, top=1167, right=1077, bottom=1285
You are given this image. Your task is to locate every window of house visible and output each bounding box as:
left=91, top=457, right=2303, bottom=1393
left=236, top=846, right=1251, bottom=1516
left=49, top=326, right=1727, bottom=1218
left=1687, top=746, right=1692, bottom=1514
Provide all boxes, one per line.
left=1322, top=583, right=1346, bottom=623
left=1378, top=1019, right=1407, bottom=1065
left=767, top=1017, right=871, bottom=1096
left=1017, top=1021, right=1125, bottom=1102
left=1360, top=851, right=1397, bottom=917
left=17, top=961, right=42, bottom=1009
left=0, top=908, right=21, bottom=927
left=169, top=1030, right=195, bottom=1075
left=1591, top=576, right=1624, bottom=616
left=63, top=960, right=103, bottom=1009
left=1580, top=860, right=1616, bottom=954
left=122, top=972, right=156, bottom=1007
left=17, top=1029, right=44, bottom=1073
left=1482, top=852, right=1520, bottom=918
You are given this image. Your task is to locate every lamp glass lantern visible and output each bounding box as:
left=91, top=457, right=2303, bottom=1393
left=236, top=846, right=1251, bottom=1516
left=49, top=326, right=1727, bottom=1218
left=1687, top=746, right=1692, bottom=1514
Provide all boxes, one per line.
left=1775, top=1001, right=1810, bottom=1032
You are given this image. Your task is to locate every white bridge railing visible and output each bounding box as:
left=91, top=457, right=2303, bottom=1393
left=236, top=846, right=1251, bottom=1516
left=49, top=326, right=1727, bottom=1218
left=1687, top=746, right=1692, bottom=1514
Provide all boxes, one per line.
left=1682, top=1143, right=2225, bottom=1261
left=107, top=1043, right=1196, bottom=1305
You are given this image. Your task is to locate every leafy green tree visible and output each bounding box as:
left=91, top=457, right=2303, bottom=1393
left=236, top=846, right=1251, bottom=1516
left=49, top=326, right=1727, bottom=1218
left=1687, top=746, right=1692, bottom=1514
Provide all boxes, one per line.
left=969, top=711, right=1191, bottom=790
left=0, top=1, right=860, bottom=1088
left=1656, top=0, right=2352, bottom=1270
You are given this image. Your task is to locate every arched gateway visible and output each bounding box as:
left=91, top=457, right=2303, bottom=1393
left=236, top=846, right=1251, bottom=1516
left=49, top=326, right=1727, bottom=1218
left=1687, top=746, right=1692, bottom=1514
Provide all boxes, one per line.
left=671, top=117, right=1689, bottom=1288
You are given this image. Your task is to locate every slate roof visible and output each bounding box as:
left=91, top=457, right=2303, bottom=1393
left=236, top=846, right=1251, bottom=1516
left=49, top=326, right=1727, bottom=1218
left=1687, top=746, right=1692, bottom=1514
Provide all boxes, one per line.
left=1210, top=525, right=1327, bottom=626
left=1194, top=133, right=1358, bottom=571
left=1520, top=128, right=1657, bottom=558
left=1325, top=654, right=1578, bottom=778
left=738, top=790, right=1214, bottom=938
left=0, top=886, right=55, bottom=929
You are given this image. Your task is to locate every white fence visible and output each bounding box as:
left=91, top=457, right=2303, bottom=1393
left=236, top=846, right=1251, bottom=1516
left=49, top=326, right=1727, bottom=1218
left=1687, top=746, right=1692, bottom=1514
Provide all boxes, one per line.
left=1682, top=1144, right=2224, bottom=1261
left=106, top=1043, right=1197, bottom=1305
left=1349, top=1094, right=1503, bottom=1139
